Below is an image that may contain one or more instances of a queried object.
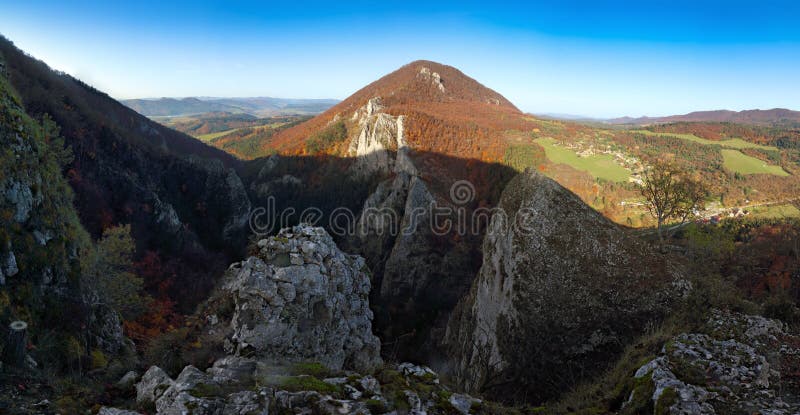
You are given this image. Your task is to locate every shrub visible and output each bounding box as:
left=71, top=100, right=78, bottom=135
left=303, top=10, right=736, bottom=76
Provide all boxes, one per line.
left=275, top=375, right=341, bottom=394
left=90, top=349, right=108, bottom=370
left=144, top=328, right=190, bottom=376
left=289, top=361, right=334, bottom=378
left=81, top=224, right=148, bottom=320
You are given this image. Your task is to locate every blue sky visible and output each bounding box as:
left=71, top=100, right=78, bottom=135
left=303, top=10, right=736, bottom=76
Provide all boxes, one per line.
left=1, top=1, right=799, bottom=118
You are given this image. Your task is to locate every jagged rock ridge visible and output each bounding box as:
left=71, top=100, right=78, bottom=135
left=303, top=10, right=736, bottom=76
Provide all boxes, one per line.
left=446, top=170, right=686, bottom=402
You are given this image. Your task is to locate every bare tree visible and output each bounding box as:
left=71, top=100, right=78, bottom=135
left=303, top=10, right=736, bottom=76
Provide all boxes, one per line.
left=640, top=159, right=707, bottom=241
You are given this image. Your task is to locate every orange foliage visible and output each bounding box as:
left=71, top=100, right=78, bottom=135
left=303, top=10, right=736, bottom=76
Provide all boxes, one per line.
left=125, top=250, right=184, bottom=345
left=123, top=298, right=183, bottom=344
left=734, top=224, right=800, bottom=299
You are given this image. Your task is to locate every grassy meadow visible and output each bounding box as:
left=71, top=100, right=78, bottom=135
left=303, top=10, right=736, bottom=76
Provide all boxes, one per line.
left=535, top=137, right=631, bottom=182
left=721, top=149, right=788, bottom=176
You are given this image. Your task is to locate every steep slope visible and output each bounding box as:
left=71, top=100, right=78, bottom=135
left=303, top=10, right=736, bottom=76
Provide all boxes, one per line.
left=0, top=62, right=128, bottom=372
left=446, top=170, right=685, bottom=404
left=0, top=36, right=252, bottom=310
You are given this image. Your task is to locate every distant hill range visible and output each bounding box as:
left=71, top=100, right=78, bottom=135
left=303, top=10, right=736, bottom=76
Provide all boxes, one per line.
left=122, top=96, right=340, bottom=117
left=607, top=108, right=800, bottom=126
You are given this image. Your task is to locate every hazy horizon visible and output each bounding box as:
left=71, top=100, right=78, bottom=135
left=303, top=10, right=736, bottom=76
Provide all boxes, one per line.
left=2, top=1, right=799, bottom=118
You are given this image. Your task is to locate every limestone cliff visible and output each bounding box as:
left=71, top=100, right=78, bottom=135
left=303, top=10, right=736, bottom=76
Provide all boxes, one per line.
left=347, top=97, right=414, bottom=177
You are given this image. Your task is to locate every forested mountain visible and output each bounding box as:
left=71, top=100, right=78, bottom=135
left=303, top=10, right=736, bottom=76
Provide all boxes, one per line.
left=266, top=60, right=528, bottom=158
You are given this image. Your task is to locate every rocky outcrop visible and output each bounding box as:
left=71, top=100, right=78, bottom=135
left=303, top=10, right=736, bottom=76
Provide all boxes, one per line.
left=446, top=170, right=686, bottom=402
left=347, top=97, right=414, bottom=176
left=628, top=311, right=800, bottom=414
left=345, top=95, right=485, bottom=361
left=418, top=67, right=446, bottom=93
left=348, top=155, right=484, bottom=361
left=219, top=224, right=382, bottom=373
left=102, top=224, right=516, bottom=414
left=0, top=248, right=18, bottom=285
left=121, top=357, right=489, bottom=415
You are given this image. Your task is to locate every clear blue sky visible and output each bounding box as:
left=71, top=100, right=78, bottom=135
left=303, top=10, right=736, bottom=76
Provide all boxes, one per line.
left=1, top=1, right=799, bottom=118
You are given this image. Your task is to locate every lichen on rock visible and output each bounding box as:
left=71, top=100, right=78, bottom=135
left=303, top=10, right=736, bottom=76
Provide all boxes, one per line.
left=630, top=310, right=800, bottom=414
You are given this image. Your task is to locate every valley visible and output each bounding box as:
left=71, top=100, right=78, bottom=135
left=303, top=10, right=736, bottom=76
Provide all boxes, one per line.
left=153, top=112, right=314, bottom=159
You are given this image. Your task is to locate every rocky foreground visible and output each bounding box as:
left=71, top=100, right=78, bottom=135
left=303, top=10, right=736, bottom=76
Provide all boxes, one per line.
left=97, top=225, right=503, bottom=415
left=101, top=360, right=485, bottom=415
left=625, top=310, right=800, bottom=415
left=92, top=223, right=800, bottom=415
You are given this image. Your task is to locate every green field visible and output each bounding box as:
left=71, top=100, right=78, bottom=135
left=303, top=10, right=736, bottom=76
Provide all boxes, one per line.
left=197, top=128, right=239, bottom=141
left=535, top=138, right=630, bottom=182
left=633, top=130, right=778, bottom=151
left=749, top=204, right=800, bottom=219
left=721, top=149, right=788, bottom=176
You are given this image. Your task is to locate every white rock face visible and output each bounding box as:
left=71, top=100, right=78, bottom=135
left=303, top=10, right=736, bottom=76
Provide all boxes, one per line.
left=418, top=67, right=446, bottom=93
left=136, top=366, right=173, bottom=407
left=223, top=224, right=382, bottom=373
left=347, top=97, right=415, bottom=176
left=1, top=179, right=41, bottom=223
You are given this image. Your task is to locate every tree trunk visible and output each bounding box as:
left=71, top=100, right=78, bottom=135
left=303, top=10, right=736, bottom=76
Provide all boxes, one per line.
left=656, top=218, right=664, bottom=241
left=2, top=320, right=28, bottom=369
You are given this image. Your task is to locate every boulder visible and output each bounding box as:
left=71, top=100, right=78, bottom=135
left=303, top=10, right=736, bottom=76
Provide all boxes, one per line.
left=222, top=224, right=382, bottom=373
left=206, top=356, right=257, bottom=385
left=446, top=170, right=685, bottom=402
left=136, top=366, right=173, bottom=407
left=155, top=366, right=223, bottom=414
left=115, top=371, right=139, bottom=391
left=128, top=360, right=489, bottom=415
left=98, top=408, right=143, bottom=415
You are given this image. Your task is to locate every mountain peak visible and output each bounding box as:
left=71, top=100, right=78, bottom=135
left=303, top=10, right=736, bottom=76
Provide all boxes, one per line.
left=343, top=59, right=519, bottom=111
left=267, top=60, right=523, bottom=153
